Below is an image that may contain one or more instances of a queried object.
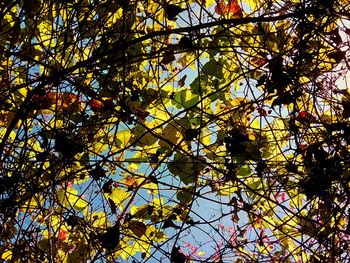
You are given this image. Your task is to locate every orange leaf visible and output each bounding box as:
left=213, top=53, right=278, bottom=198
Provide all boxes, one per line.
left=124, top=176, right=138, bottom=188
left=214, top=0, right=227, bottom=15
left=57, top=93, right=83, bottom=113
left=0, top=111, right=16, bottom=128
left=215, top=0, right=242, bottom=17
left=227, top=0, right=243, bottom=17
left=32, top=92, right=83, bottom=113
left=89, top=98, right=104, bottom=110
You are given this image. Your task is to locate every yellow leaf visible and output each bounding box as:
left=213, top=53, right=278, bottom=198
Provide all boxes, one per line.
left=92, top=141, right=109, bottom=154
left=243, top=0, right=261, bottom=12
left=106, top=9, right=123, bottom=27
left=1, top=250, right=12, bottom=260
left=142, top=182, right=158, bottom=194
left=250, top=118, right=261, bottom=130
left=200, top=127, right=211, bottom=147
left=47, top=118, right=64, bottom=130
left=107, top=188, right=131, bottom=209
left=144, top=225, right=167, bottom=242
left=37, top=20, right=55, bottom=47
left=57, top=187, right=88, bottom=213
left=0, top=128, right=17, bottom=141
left=89, top=211, right=108, bottom=228
left=152, top=198, right=164, bottom=207
left=205, top=0, right=216, bottom=7
left=22, top=195, right=44, bottom=212
left=119, top=244, right=137, bottom=259
left=133, top=239, right=151, bottom=257
left=116, top=129, right=131, bottom=149
left=257, top=243, right=272, bottom=254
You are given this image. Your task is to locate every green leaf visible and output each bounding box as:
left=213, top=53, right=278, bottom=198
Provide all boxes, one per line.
left=238, top=165, right=252, bottom=178
left=202, top=59, right=224, bottom=78
left=172, top=89, right=199, bottom=109
left=176, top=186, right=194, bottom=205
left=168, top=152, right=196, bottom=185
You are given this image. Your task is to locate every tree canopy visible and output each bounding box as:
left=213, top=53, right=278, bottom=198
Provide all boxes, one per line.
left=1, top=0, right=350, bottom=262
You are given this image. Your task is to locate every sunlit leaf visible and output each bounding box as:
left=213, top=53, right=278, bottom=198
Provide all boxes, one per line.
left=106, top=188, right=131, bottom=210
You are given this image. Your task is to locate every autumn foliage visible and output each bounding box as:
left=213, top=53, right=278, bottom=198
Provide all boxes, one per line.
left=215, top=0, right=243, bottom=17
left=1, top=0, right=350, bottom=262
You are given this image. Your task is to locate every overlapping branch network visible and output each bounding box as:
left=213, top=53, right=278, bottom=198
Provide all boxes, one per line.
left=1, top=0, right=350, bottom=262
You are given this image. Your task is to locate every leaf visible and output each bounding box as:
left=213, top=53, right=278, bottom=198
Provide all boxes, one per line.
left=21, top=194, right=44, bottom=212
left=124, top=176, right=138, bottom=188
left=327, top=50, right=346, bottom=63
left=215, top=0, right=243, bottom=17
left=107, top=188, right=131, bottom=209
left=159, top=123, right=180, bottom=149
left=168, top=152, right=196, bottom=185
left=296, top=111, right=317, bottom=123
left=58, top=230, right=67, bottom=241
left=131, top=123, right=158, bottom=146
left=202, top=59, right=223, bottom=78
left=133, top=205, right=154, bottom=219
left=108, top=198, right=117, bottom=214
left=172, top=89, right=199, bottom=109
left=89, top=98, right=103, bottom=110
left=227, top=0, right=243, bottom=17
left=128, top=221, right=147, bottom=238
left=115, top=129, right=131, bottom=149
left=89, top=211, right=108, bottom=228
left=171, top=246, right=186, bottom=263
left=102, top=179, right=114, bottom=194
left=31, top=92, right=82, bottom=113
left=176, top=187, right=193, bottom=205
left=162, top=213, right=181, bottom=229
left=145, top=225, right=167, bottom=242
left=164, top=4, right=185, bottom=20
left=237, top=165, right=251, bottom=177
left=1, top=250, right=12, bottom=260
left=90, top=165, right=106, bottom=181
left=178, top=75, right=187, bottom=87
left=162, top=50, right=176, bottom=65
left=57, top=187, right=88, bottom=213
left=97, top=223, right=120, bottom=250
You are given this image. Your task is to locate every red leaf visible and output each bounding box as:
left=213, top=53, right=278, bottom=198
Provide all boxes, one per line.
left=58, top=230, right=67, bottom=241
left=296, top=111, right=317, bottom=123
left=298, top=111, right=307, bottom=118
